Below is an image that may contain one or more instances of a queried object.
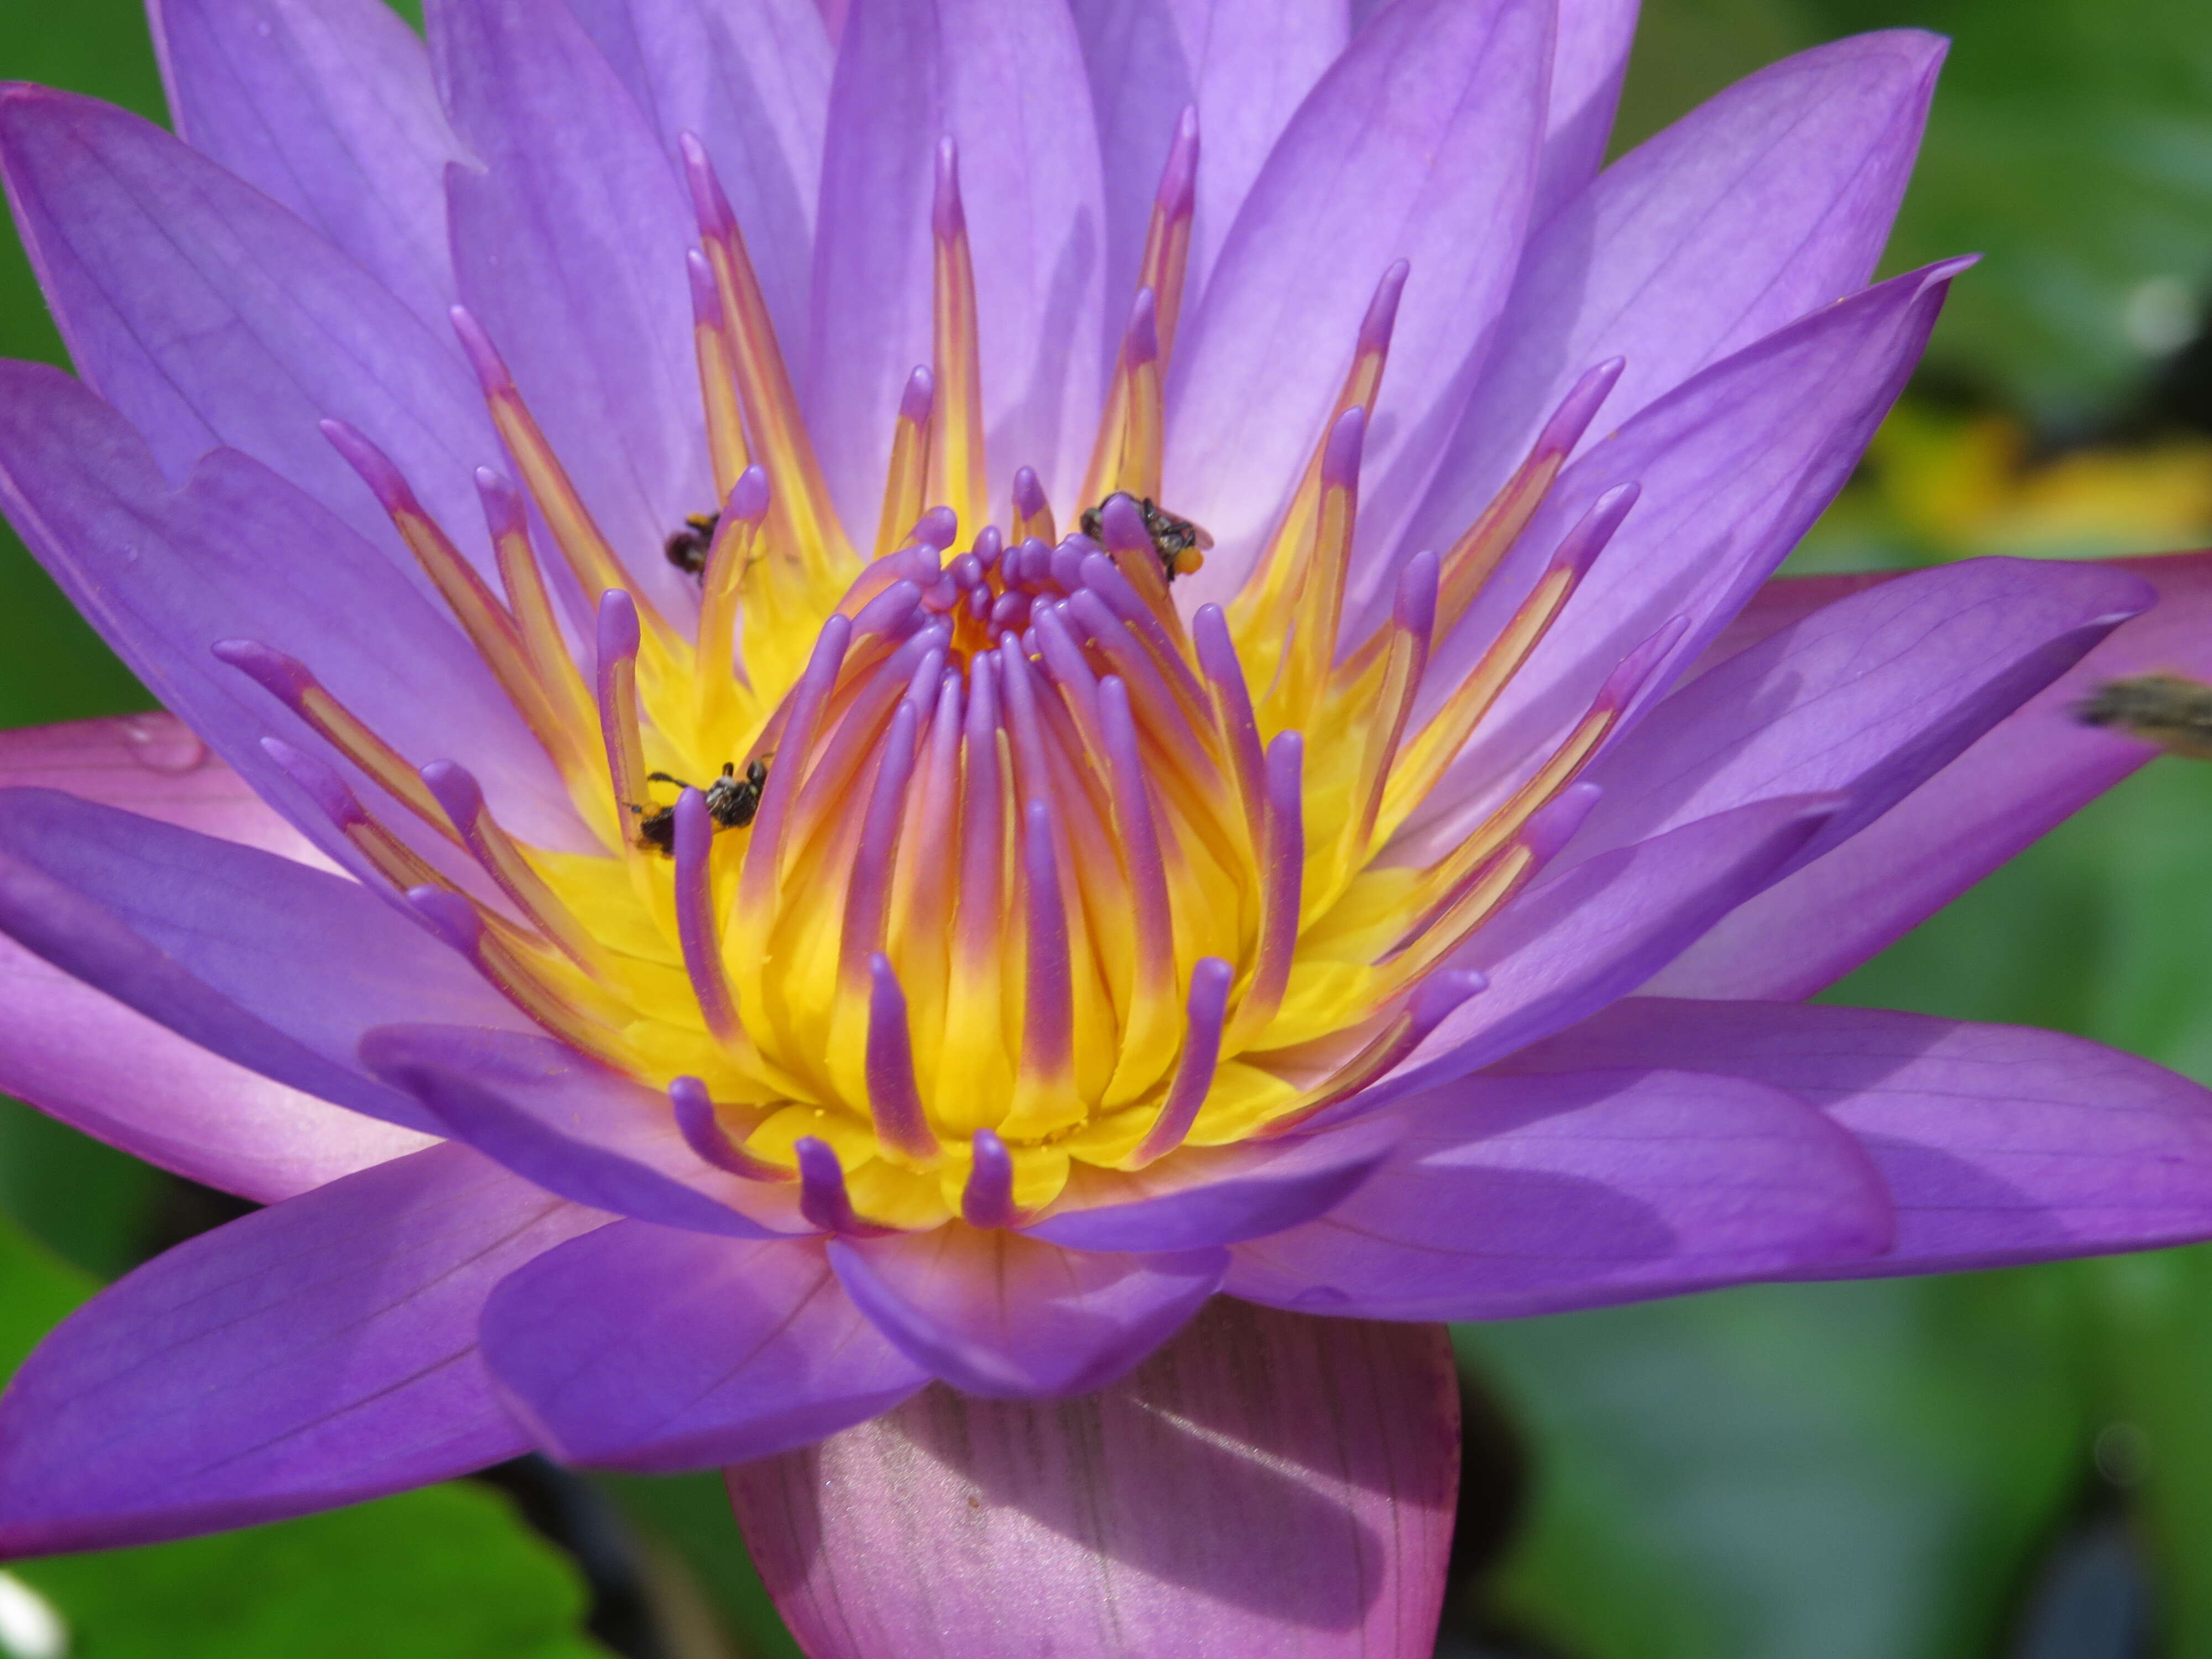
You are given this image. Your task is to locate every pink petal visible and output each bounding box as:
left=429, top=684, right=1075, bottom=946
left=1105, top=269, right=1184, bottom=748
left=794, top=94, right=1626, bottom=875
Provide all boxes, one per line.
left=0, top=717, right=431, bottom=1201
left=726, top=1298, right=1457, bottom=1658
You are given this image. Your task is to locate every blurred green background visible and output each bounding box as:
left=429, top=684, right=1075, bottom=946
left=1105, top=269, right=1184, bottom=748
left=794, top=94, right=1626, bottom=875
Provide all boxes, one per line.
left=2, top=1, right=2211, bottom=1656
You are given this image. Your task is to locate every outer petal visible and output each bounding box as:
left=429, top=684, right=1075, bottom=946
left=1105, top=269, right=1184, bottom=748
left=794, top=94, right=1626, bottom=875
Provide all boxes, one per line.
left=1024, top=1117, right=1397, bottom=1251
left=1655, top=551, right=2212, bottom=998
left=148, top=0, right=463, bottom=329
left=359, top=1024, right=808, bottom=1238
left=0, top=789, right=535, bottom=1137
left=0, top=717, right=432, bottom=1202
left=1225, top=1068, right=1892, bottom=1318
left=1533, top=0, right=1637, bottom=225
left=0, top=1142, right=599, bottom=1555
left=1499, top=1000, right=2212, bottom=1272
left=828, top=1226, right=1224, bottom=1399
left=729, top=1298, right=1457, bottom=1658
left=1568, top=556, right=2148, bottom=869
left=1349, top=794, right=1837, bottom=1117
left=1170, top=0, right=1551, bottom=597
left=430, top=0, right=710, bottom=618
left=0, top=85, right=498, bottom=580
left=0, top=363, right=582, bottom=853
left=479, top=1223, right=925, bottom=1472
left=561, top=0, right=830, bottom=361
left=1403, top=30, right=1944, bottom=574
left=808, top=0, right=1108, bottom=523
left=1402, top=259, right=1962, bottom=857
left=1069, top=0, right=1349, bottom=317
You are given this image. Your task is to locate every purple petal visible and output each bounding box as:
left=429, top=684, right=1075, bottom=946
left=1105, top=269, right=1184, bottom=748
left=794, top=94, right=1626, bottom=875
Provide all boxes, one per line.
left=0, top=789, right=541, bottom=1137
left=1069, top=0, right=1349, bottom=315
left=1348, top=794, right=1839, bottom=1119
left=430, top=0, right=710, bottom=615
left=479, top=1223, right=924, bottom=1472
left=1025, top=1118, right=1398, bottom=1251
left=1404, top=30, right=1945, bottom=573
left=808, top=0, right=1108, bottom=523
left=560, top=0, right=830, bottom=362
left=1401, top=260, right=1963, bottom=856
left=1532, top=0, right=1638, bottom=224
left=727, top=1298, right=1457, bottom=1658
left=1566, top=556, right=2150, bottom=870
left=359, top=1024, right=807, bottom=1238
left=0, top=1142, right=598, bottom=1554
left=1655, top=551, right=2212, bottom=998
left=829, top=1227, right=1224, bottom=1398
left=1170, top=0, right=1551, bottom=599
left=1226, top=1068, right=1892, bottom=1319
left=0, top=85, right=498, bottom=579
left=1498, top=999, right=2212, bottom=1272
left=0, top=718, right=432, bottom=1201
left=148, top=0, right=462, bottom=330
left=0, top=364, right=583, bottom=855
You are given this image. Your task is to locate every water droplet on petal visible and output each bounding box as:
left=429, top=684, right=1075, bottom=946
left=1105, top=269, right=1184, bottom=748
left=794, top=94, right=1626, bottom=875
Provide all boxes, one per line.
left=119, top=716, right=210, bottom=775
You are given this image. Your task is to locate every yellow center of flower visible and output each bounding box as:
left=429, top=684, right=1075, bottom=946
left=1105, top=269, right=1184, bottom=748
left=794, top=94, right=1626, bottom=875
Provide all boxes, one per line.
left=279, top=126, right=1636, bottom=1230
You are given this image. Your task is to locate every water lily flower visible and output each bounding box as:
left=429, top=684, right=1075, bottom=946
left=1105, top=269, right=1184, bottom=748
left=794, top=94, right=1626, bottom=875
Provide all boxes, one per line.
left=3, top=0, right=2212, bottom=1652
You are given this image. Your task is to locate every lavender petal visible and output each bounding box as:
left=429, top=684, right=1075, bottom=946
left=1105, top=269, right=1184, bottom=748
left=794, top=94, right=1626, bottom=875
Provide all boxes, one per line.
left=481, top=1223, right=925, bottom=1471
left=1225, top=1068, right=1893, bottom=1318
left=1500, top=999, right=2212, bottom=1272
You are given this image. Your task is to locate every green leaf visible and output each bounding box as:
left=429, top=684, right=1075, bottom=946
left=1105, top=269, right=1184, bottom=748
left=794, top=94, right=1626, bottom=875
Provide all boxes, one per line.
left=15, top=1485, right=612, bottom=1659
left=1463, top=1271, right=2086, bottom=1659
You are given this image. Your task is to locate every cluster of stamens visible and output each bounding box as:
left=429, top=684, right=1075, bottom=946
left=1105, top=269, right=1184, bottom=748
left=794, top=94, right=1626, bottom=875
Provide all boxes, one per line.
left=212, top=108, right=1658, bottom=1230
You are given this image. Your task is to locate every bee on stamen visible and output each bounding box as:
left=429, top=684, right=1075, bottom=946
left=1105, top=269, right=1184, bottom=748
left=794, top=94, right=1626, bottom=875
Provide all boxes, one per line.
left=664, top=512, right=721, bottom=579
left=2075, top=674, right=2212, bottom=759
left=1079, top=493, right=1212, bottom=585
left=632, top=758, right=770, bottom=854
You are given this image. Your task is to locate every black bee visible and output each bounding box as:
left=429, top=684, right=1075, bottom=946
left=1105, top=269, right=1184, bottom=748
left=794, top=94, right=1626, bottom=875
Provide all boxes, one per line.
left=1079, top=493, right=1213, bottom=585
left=633, top=758, right=770, bottom=854
left=2076, top=674, right=2212, bottom=759
left=664, top=512, right=721, bottom=578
